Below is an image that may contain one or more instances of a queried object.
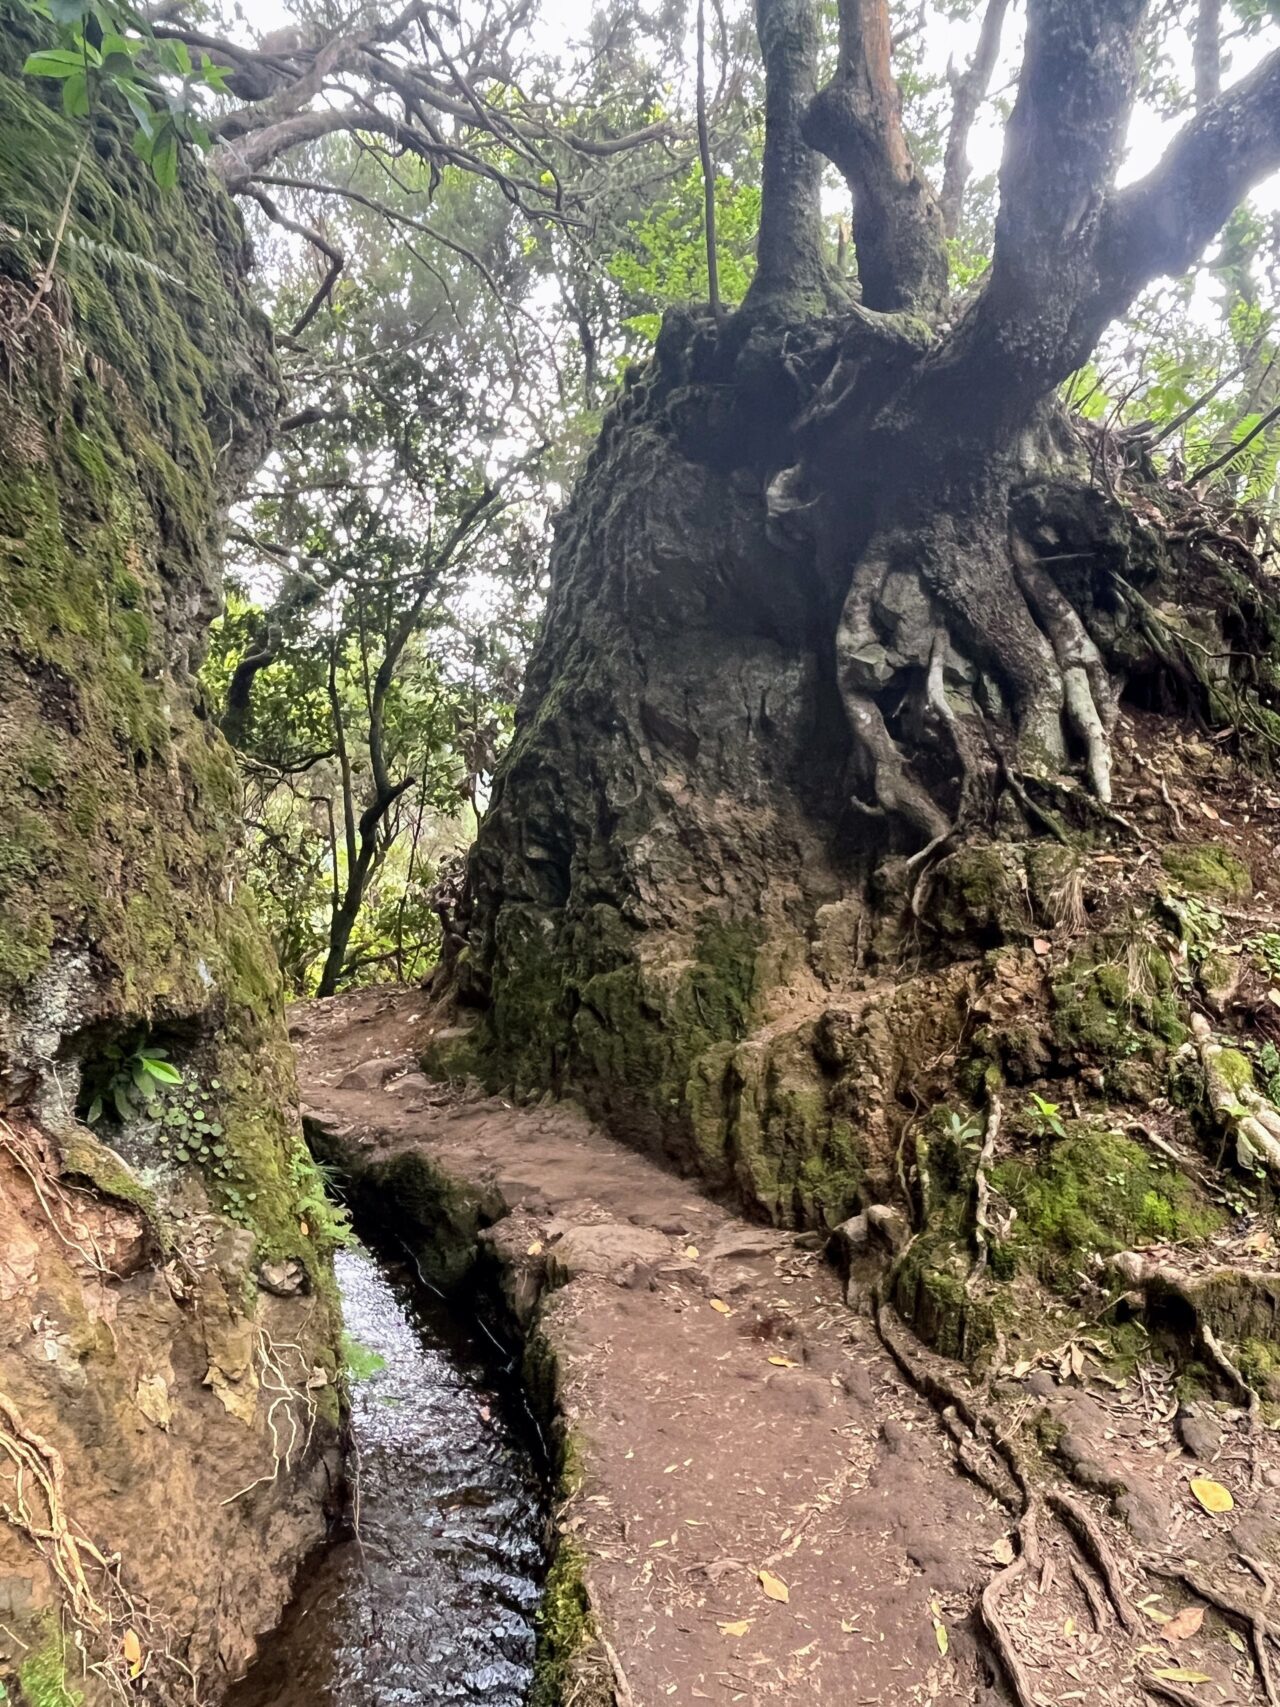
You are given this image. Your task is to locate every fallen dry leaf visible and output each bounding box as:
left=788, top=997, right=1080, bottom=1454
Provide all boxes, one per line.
left=122, top=1631, right=142, bottom=1665
left=767, top=1356, right=799, bottom=1368
left=684, top=1244, right=699, bottom=1260
left=1033, top=937, right=1052, bottom=956
left=1151, top=1669, right=1212, bottom=1685
left=758, top=1569, right=789, bottom=1603
left=1189, top=1477, right=1234, bottom=1514
left=527, top=1240, right=544, bottom=1256
left=933, top=1620, right=949, bottom=1656
left=719, top=1620, right=752, bottom=1638
left=990, top=1538, right=1015, bottom=1566
left=709, top=1298, right=732, bottom=1315
left=1163, top=1606, right=1205, bottom=1642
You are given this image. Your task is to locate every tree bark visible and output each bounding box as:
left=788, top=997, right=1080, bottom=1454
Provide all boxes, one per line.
left=744, top=0, right=835, bottom=312
left=803, top=0, right=948, bottom=312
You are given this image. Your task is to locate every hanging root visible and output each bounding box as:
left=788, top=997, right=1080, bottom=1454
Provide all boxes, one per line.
left=0, top=1116, right=116, bottom=1278
left=222, top=1328, right=320, bottom=1506
left=967, top=1091, right=1001, bottom=1293
left=1012, top=534, right=1116, bottom=804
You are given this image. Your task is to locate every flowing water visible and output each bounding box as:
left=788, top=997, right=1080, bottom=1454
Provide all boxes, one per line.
left=227, top=1241, right=548, bottom=1707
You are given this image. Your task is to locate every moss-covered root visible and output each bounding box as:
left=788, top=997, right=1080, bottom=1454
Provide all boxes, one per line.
left=1191, top=1014, right=1280, bottom=1175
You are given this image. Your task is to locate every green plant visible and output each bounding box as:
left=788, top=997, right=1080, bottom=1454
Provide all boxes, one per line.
left=1174, top=896, right=1225, bottom=966
left=1247, top=932, right=1280, bottom=980
left=342, top=1332, right=386, bottom=1384
left=86, top=1041, right=181, bottom=1123
left=1028, top=1092, right=1067, bottom=1140
left=941, top=1109, right=983, bottom=1145
left=19, top=0, right=231, bottom=185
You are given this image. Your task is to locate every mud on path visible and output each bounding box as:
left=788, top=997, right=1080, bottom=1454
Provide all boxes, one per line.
left=293, top=989, right=1014, bottom=1706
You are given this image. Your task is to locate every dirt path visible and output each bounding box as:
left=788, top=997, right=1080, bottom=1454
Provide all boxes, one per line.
left=292, top=989, right=1009, bottom=1706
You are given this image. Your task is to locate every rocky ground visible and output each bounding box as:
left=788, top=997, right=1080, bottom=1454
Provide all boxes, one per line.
left=294, top=989, right=1280, bottom=1707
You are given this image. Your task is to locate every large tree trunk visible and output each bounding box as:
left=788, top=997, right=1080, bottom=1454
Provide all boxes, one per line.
left=434, top=298, right=1280, bottom=1329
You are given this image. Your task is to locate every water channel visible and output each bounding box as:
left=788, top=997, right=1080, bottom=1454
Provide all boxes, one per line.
left=227, top=1240, right=548, bottom=1707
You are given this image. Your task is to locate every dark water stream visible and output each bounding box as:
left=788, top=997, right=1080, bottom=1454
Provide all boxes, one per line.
left=227, top=1241, right=548, bottom=1707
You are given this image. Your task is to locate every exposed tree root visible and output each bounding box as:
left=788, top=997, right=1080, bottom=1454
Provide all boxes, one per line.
left=1110, top=1250, right=1264, bottom=1421
left=1145, top=1681, right=1223, bottom=1707
left=0, top=1116, right=116, bottom=1278
left=1192, top=1014, right=1280, bottom=1179
left=1143, top=1557, right=1280, bottom=1645
left=967, top=1091, right=1001, bottom=1293
left=981, top=1546, right=1041, bottom=1707
left=1012, top=535, right=1116, bottom=804
left=1045, top=1490, right=1138, bottom=1632
left=1069, top=1553, right=1109, bottom=1631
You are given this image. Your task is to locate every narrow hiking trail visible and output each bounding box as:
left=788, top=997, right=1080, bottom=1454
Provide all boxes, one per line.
left=293, top=990, right=1280, bottom=1707
left=293, top=989, right=1006, bottom=1705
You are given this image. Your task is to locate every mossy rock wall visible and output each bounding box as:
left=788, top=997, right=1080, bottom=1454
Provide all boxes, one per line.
left=0, top=17, right=342, bottom=1703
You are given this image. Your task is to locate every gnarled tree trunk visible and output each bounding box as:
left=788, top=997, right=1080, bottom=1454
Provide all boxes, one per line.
left=435, top=0, right=1280, bottom=1311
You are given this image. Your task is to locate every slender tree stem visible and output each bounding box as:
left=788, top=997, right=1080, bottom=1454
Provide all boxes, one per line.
left=696, top=0, right=721, bottom=319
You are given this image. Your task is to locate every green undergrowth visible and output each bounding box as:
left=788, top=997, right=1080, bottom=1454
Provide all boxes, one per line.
left=991, top=1128, right=1224, bottom=1285
left=15, top=1620, right=82, bottom=1707
left=1161, top=841, right=1253, bottom=902
left=530, top=1538, right=599, bottom=1707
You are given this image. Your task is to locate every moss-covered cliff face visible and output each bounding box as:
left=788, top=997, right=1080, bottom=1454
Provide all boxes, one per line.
left=0, top=17, right=343, bottom=1703
left=442, top=304, right=1280, bottom=1422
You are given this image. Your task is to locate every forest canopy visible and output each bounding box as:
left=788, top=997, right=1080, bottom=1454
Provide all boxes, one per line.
left=17, top=0, right=1280, bottom=992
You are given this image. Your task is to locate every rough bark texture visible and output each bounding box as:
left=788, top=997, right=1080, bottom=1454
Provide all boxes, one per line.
left=434, top=291, right=1280, bottom=1395
left=0, top=18, right=343, bottom=1703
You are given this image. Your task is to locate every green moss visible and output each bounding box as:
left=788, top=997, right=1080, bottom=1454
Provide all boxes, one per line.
left=530, top=1538, right=603, bottom=1707
left=1052, top=942, right=1188, bottom=1059
left=17, top=1621, right=82, bottom=1707
left=1162, top=842, right=1253, bottom=901
left=992, top=1129, right=1224, bottom=1285
left=930, top=843, right=1027, bottom=943
left=893, top=1234, right=996, bottom=1362
left=57, top=1129, right=162, bottom=1232
left=1215, top=1048, right=1255, bottom=1097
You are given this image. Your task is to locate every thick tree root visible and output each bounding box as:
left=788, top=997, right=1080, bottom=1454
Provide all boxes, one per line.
left=1109, top=1250, right=1264, bottom=1421
left=981, top=1546, right=1041, bottom=1707
left=1192, top=1014, right=1280, bottom=1178
left=1143, top=1557, right=1280, bottom=1645
left=1045, top=1490, right=1138, bottom=1632
left=1011, top=534, right=1116, bottom=804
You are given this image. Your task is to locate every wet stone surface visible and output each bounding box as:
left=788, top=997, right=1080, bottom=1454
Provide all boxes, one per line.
left=227, top=1243, right=547, bottom=1707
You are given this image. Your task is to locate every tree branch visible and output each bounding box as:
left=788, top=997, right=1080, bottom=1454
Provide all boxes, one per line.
left=939, top=0, right=1010, bottom=238
left=242, top=186, right=345, bottom=337
left=743, top=0, right=837, bottom=313
left=1094, top=43, right=1280, bottom=332
left=803, top=0, right=947, bottom=312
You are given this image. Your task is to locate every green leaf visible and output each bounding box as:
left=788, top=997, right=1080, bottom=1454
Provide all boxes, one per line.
left=112, top=1082, right=134, bottom=1122
left=22, top=50, right=87, bottom=80
left=62, top=70, right=90, bottom=117
left=87, top=1095, right=103, bottom=1124
left=141, top=1057, right=182, bottom=1084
